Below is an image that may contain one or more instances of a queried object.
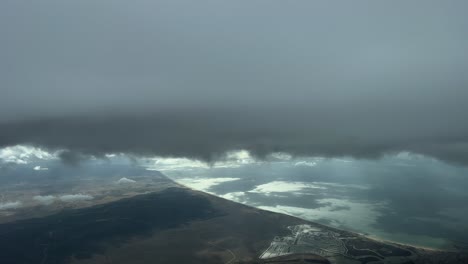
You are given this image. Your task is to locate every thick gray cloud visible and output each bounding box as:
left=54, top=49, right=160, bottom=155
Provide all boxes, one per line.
left=1, top=1, right=468, bottom=163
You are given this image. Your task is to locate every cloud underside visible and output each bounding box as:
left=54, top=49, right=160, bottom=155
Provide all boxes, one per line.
left=2, top=1, right=468, bottom=165
left=1, top=113, right=468, bottom=165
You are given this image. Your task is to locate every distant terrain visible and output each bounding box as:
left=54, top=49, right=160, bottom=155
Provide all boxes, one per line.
left=0, top=176, right=466, bottom=264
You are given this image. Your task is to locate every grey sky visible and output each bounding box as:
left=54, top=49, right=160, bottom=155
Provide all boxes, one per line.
left=1, top=1, right=468, bottom=163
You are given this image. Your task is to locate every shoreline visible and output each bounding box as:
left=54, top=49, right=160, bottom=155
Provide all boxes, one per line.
left=178, top=183, right=460, bottom=253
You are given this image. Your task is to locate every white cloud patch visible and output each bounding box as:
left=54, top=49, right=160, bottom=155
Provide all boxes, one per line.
left=294, top=161, right=317, bottom=167
left=33, top=166, right=48, bottom=171
left=0, top=145, right=56, bottom=164
left=175, top=177, right=241, bottom=192
left=59, top=194, right=93, bottom=202
left=0, top=201, right=23, bottom=210
left=33, top=195, right=56, bottom=205
left=248, top=180, right=369, bottom=196
left=219, top=192, right=246, bottom=203
left=146, top=157, right=209, bottom=171
left=249, top=181, right=326, bottom=194
left=117, top=177, right=136, bottom=184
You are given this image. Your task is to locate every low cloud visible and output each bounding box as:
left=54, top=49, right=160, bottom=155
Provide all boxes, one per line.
left=0, top=201, right=23, bottom=210
left=0, top=146, right=55, bottom=165
left=59, top=194, right=93, bottom=203
left=117, top=177, right=136, bottom=184
left=249, top=181, right=326, bottom=195
left=33, top=195, right=56, bottom=205
left=33, top=166, right=48, bottom=171
left=219, top=192, right=246, bottom=203
left=2, top=109, right=468, bottom=166
left=174, top=177, right=241, bottom=193
left=294, top=161, right=317, bottom=167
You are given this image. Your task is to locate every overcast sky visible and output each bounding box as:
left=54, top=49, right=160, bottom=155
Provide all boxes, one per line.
left=1, top=1, right=468, bottom=164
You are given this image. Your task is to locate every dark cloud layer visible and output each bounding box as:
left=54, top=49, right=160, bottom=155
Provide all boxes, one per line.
left=2, top=110, right=468, bottom=165
left=1, top=1, right=468, bottom=164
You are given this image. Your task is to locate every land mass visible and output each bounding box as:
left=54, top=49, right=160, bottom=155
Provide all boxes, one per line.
left=0, top=176, right=466, bottom=264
